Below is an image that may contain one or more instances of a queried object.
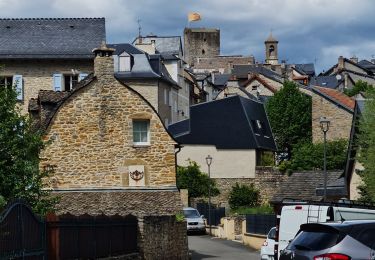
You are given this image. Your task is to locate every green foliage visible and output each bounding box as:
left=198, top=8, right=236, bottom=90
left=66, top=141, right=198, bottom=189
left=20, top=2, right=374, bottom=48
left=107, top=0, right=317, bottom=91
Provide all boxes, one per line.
left=266, top=81, right=312, bottom=159
left=258, top=151, right=275, bottom=166
left=344, top=80, right=374, bottom=97
left=176, top=160, right=220, bottom=200
left=175, top=212, right=185, bottom=222
left=228, top=183, right=260, bottom=209
left=0, top=82, right=56, bottom=215
left=229, top=204, right=273, bottom=215
left=357, top=90, right=375, bottom=202
left=289, top=139, right=348, bottom=171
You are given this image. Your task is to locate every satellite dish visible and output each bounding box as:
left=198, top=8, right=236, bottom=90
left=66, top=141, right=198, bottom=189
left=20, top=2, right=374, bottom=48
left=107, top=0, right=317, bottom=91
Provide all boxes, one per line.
left=336, top=74, right=342, bottom=81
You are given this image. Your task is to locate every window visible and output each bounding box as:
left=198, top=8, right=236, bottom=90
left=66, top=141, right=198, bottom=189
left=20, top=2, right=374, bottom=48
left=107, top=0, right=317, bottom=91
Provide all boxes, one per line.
left=64, top=74, right=78, bottom=91
left=119, top=52, right=132, bottom=72
left=0, top=75, right=23, bottom=100
left=252, top=85, right=258, bottom=91
left=133, top=120, right=150, bottom=145
left=164, top=89, right=168, bottom=104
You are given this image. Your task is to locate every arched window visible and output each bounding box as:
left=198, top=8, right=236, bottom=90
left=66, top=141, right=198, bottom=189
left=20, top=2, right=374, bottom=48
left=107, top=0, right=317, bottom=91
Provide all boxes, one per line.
left=269, top=45, right=275, bottom=56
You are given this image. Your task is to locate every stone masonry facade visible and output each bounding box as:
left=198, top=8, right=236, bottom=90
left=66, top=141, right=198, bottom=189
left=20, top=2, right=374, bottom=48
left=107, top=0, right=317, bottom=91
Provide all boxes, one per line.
left=40, top=48, right=177, bottom=189
left=311, top=91, right=353, bottom=143
left=1, top=59, right=92, bottom=114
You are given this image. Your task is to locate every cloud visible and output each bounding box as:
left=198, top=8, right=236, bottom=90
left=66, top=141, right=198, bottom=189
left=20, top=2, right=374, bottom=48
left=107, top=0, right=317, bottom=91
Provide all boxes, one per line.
left=0, top=0, right=374, bottom=72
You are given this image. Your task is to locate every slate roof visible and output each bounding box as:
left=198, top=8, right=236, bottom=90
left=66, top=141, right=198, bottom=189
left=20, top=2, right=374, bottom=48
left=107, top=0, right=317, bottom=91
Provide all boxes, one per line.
left=310, top=76, right=341, bottom=89
left=168, top=95, right=277, bottom=151
left=133, top=36, right=182, bottom=56
left=271, top=171, right=343, bottom=203
left=0, top=18, right=105, bottom=59
left=109, top=43, right=178, bottom=87
left=241, top=74, right=278, bottom=93
left=358, top=59, right=375, bottom=73
left=232, top=65, right=283, bottom=83
left=294, top=63, right=315, bottom=76
left=312, top=87, right=355, bottom=112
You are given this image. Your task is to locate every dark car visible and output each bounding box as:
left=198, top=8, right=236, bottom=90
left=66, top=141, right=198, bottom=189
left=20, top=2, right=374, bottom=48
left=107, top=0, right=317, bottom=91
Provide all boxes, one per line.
left=280, top=220, right=375, bottom=260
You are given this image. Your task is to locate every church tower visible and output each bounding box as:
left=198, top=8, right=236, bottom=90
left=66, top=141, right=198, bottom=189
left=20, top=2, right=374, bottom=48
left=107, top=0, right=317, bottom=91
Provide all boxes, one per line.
left=265, top=33, right=278, bottom=65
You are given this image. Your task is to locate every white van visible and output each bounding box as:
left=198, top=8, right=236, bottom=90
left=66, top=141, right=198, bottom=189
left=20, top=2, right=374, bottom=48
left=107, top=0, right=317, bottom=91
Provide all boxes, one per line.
left=276, top=202, right=375, bottom=259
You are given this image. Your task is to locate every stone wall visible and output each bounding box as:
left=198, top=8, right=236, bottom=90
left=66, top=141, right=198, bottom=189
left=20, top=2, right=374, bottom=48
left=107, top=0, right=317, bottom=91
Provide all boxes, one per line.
left=193, top=167, right=287, bottom=207
left=1, top=59, right=93, bottom=114
left=40, top=55, right=177, bottom=189
left=142, top=216, right=189, bottom=260
left=311, top=91, right=353, bottom=143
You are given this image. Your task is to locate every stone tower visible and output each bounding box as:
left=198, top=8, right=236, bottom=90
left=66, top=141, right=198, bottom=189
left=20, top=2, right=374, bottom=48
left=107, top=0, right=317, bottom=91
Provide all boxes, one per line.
left=265, top=33, right=278, bottom=65
left=184, top=28, right=220, bottom=66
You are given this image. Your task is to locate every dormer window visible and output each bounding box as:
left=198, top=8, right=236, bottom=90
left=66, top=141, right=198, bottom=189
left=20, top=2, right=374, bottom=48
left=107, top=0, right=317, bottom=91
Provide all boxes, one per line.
left=119, top=52, right=132, bottom=72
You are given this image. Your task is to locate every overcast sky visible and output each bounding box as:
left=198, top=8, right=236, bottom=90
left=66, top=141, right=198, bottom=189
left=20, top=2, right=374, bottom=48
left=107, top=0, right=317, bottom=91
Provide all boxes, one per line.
left=1, top=0, right=374, bottom=73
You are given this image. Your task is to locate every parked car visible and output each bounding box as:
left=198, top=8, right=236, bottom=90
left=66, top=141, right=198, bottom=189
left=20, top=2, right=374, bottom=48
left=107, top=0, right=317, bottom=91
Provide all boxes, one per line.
left=279, top=220, right=375, bottom=260
left=183, top=207, right=206, bottom=234
left=260, top=227, right=276, bottom=260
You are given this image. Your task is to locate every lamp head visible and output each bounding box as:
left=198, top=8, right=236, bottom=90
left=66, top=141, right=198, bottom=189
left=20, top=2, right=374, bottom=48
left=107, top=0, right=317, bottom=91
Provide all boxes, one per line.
left=319, top=116, right=330, bottom=132
left=206, top=155, right=213, bottom=166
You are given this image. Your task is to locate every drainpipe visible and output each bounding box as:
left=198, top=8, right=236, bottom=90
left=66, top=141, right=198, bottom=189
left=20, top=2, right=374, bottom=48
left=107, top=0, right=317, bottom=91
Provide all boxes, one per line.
left=174, top=144, right=182, bottom=183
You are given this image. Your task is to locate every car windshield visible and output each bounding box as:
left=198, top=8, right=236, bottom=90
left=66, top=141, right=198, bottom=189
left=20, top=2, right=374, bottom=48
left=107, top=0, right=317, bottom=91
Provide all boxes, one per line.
left=184, top=209, right=200, bottom=218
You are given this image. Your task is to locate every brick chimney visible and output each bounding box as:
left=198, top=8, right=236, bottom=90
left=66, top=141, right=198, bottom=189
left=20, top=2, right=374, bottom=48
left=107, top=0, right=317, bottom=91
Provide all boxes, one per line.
left=92, top=41, right=115, bottom=80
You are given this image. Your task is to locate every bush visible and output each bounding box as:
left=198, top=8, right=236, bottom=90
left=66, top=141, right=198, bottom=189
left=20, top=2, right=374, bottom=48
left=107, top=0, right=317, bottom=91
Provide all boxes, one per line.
left=228, top=183, right=260, bottom=209
left=230, top=204, right=273, bottom=215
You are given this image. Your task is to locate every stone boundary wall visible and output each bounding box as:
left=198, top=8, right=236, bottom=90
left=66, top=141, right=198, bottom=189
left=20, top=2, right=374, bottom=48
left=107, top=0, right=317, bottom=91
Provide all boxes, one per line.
left=142, top=216, right=189, bottom=260
left=193, top=167, right=287, bottom=207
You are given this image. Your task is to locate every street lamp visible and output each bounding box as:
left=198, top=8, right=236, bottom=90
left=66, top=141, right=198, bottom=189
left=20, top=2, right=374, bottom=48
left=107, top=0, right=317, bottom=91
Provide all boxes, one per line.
left=206, top=155, right=213, bottom=236
left=320, top=117, right=330, bottom=202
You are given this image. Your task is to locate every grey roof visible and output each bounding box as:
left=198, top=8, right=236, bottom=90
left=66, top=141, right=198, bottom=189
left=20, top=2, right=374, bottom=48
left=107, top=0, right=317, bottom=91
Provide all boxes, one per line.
left=315, top=177, right=347, bottom=197
left=294, top=63, right=315, bottom=76
left=168, top=95, right=277, bottom=151
left=232, top=65, right=283, bottom=83
left=209, top=73, right=231, bottom=87
left=310, top=76, right=341, bottom=89
left=0, top=18, right=105, bottom=59
left=271, top=171, right=343, bottom=203
left=112, top=43, right=178, bottom=87
left=108, top=43, right=144, bottom=55
left=133, top=36, right=182, bottom=56
left=358, top=59, right=375, bottom=72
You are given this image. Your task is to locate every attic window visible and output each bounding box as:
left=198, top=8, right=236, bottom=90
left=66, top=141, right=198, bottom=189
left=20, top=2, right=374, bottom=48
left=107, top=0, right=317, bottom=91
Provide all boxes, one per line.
left=69, top=25, right=75, bottom=29
left=5, top=25, right=10, bottom=29
left=119, top=52, right=132, bottom=72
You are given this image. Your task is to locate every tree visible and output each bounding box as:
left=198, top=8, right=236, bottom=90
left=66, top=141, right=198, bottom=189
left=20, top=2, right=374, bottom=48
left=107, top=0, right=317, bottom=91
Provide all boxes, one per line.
left=344, top=80, right=374, bottom=97
left=0, top=82, right=56, bottom=215
left=266, top=81, right=312, bottom=159
left=357, top=90, right=375, bottom=202
left=228, top=183, right=260, bottom=209
left=176, top=160, right=219, bottom=202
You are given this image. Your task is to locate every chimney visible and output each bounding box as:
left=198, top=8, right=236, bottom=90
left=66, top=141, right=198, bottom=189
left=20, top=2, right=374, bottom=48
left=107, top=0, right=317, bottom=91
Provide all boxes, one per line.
left=92, top=41, right=115, bottom=80
left=350, top=55, right=358, bottom=64
left=338, top=56, right=345, bottom=70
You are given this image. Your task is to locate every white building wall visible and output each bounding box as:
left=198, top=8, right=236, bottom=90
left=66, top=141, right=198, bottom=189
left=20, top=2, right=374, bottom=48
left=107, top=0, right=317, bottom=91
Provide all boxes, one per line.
left=177, top=145, right=257, bottom=178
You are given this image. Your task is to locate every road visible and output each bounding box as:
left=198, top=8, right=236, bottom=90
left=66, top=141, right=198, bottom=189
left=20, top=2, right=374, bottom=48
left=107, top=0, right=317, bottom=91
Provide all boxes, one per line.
left=188, top=234, right=260, bottom=260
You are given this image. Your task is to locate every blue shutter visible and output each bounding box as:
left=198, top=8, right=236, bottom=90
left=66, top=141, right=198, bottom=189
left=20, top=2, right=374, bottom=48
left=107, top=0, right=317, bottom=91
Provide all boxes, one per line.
left=78, top=73, right=88, bottom=82
left=53, top=73, right=62, bottom=91
left=13, top=75, right=23, bottom=100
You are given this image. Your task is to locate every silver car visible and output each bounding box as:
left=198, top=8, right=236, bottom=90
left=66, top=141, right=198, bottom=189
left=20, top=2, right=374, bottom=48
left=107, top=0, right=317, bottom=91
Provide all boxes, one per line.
left=183, top=207, right=206, bottom=234
left=280, top=220, right=375, bottom=260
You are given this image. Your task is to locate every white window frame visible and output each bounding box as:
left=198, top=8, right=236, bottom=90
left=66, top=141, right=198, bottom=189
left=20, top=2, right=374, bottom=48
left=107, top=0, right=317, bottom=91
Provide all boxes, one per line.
left=132, top=120, right=150, bottom=146
left=63, top=74, right=78, bottom=91
left=119, top=52, right=131, bottom=72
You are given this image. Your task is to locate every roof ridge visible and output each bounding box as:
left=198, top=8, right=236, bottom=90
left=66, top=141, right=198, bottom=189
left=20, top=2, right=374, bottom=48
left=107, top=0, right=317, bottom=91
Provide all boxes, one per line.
left=0, top=17, right=104, bottom=20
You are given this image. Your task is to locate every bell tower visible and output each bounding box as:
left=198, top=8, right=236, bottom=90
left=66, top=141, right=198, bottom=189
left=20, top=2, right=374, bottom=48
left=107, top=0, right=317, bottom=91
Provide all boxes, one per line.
left=265, top=32, right=278, bottom=65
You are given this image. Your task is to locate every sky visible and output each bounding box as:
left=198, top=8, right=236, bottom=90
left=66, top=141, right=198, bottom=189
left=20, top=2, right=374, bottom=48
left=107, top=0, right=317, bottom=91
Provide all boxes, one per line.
left=1, top=0, right=375, bottom=73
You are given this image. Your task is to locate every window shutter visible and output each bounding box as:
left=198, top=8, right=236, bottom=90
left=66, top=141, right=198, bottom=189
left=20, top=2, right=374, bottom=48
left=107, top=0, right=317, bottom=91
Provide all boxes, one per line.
left=13, top=75, right=23, bottom=100
left=113, top=55, right=119, bottom=72
left=78, top=73, right=88, bottom=82
left=53, top=74, right=63, bottom=91
left=169, top=91, right=173, bottom=106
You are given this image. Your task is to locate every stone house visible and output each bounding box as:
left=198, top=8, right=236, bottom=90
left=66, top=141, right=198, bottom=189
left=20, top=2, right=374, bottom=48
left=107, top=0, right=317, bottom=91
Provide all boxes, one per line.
left=108, top=43, right=181, bottom=126
left=322, top=56, right=375, bottom=90
left=0, top=18, right=105, bottom=114
left=30, top=43, right=187, bottom=259
left=133, top=35, right=190, bottom=123
left=168, top=95, right=277, bottom=205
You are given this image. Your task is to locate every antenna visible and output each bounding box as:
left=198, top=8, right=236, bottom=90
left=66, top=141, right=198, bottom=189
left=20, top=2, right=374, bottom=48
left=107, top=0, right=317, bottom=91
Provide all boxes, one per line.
left=137, top=19, right=142, bottom=41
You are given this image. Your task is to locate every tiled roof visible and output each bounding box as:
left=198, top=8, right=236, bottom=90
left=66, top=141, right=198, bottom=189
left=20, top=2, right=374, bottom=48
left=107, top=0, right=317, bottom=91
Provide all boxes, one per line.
left=232, top=65, right=283, bottom=83
left=271, top=171, right=343, bottom=203
left=294, top=63, right=315, bottom=76
left=0, top=18, right=105, bottom=59
left=310, top=76, right=341, bottom=89
left=313, top=87, right=355, bottom=111
left=241, top=74, right=277, bottom=93
left=133, top=36, right=182, bottom=55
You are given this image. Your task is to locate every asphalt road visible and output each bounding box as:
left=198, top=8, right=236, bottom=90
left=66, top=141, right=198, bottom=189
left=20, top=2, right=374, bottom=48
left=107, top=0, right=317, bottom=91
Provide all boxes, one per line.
left=188, top=234, right=260, bottom=260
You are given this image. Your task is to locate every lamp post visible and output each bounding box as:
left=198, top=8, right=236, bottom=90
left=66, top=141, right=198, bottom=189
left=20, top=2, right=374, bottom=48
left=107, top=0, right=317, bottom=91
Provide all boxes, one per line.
left=206, top=155, right=213, bottom=236
left=320, top=117, right=330, bottom=202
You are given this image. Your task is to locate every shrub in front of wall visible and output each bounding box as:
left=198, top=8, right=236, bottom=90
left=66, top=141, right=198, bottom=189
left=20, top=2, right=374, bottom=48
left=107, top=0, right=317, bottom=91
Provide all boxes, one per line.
left=228, top=183, right=260, bottom=209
